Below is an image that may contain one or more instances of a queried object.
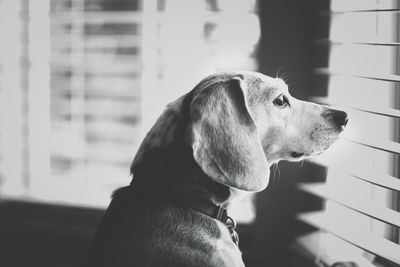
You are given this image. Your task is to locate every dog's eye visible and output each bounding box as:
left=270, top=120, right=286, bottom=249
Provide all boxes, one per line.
left=273, top=94, right=290, bottom=108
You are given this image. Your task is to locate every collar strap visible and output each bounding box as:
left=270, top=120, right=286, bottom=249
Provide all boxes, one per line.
left=179, top=195, right=228, bottom=222
left=179, top=195, right=239, bottom=245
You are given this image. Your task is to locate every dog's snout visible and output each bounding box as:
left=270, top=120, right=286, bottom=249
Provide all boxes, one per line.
left=323, top=109, right=348, bottom=128
left=332, top=110, right=348, bottom=127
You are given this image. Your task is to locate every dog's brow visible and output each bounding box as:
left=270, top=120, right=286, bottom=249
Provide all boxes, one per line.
left=265, top=79, right=288, bottom=99
left=275, top=78, right=288, bottom=91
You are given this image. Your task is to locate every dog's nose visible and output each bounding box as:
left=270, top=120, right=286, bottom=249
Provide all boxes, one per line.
left=328, top=109, right=348, bottom=128
left=323, top=109, right=348, bottom=128
left=332, top=110, right=348, bottom=127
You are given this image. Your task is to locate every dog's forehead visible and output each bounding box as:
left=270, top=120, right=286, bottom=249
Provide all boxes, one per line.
left=242, top=72, right=288, bottom=96
left=196, top=71, right=288, bottom=99
left=273, top=78, right=289, bottom=92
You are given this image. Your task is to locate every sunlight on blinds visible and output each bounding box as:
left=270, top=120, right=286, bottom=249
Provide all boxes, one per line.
left=0, top=0, right=260, bottom=223
left=0, top=0, right=27, bottom=195
left=28, top=0, right=52, bottom=198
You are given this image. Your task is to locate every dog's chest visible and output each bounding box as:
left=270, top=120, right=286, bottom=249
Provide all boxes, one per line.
left=141, top=203, right=245, bottom=266
left=146, top=208, right=245, bottom=267
left=211, top=221, right=245, bottom=267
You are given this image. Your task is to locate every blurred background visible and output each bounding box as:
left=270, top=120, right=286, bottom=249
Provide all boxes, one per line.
left=0, top=0, right=400, bottom=266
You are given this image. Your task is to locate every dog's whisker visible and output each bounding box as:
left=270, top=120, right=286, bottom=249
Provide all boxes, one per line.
left=271, top=162, right=281, bottom=185
left=276, top=67, right=284, bottom=79
left=276, top=69, right=296, bottom=88
left=299, top=160, right=305, bottom=167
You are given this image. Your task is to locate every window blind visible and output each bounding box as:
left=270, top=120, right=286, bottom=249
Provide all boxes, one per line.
left=0, top=0, right=261, bottom=224
left=295, top=0, right=400, bottom=266
left=24, top=0, right=143, bottom=205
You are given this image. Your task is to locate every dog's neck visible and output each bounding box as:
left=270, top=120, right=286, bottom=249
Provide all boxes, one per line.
left=129, top=92, right=231, bottom=206
left=130, top=144, right=231, bottom=205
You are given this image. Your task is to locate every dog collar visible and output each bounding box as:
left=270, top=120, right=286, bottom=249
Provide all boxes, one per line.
left=180, top=196, right=239, bottom=245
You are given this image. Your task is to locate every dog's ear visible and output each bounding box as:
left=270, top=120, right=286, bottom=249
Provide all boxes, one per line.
left=189, top=75, right=270, bottom=191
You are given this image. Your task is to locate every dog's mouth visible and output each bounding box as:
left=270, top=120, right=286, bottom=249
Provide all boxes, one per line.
left=290, top=143, right=334, bottom=160
left=291, top=151, right=305, bottom=158
left=290, top=150, right=324, bottom=159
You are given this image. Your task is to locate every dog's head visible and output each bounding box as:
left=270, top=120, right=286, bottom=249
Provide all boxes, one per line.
left=188, top=71, right=347, bottom=191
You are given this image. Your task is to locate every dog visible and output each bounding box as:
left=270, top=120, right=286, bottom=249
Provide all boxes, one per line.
left=81, top=71, right=348, bottom=267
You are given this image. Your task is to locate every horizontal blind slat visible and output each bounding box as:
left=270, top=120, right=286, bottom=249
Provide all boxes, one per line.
left=314, top=68, right=400, bottom=82
left=298, top=183, right=400, bottom=227
left=50, top=11, right=143, bottom=23
left=297, top=211, right=400, bottom=265
left=315, top=38, right=400, bottom=47
left=307, top=158, right=400, bottom=192
left=50, top=64, right=143, bottom=74
left=310, top=96, right=400, bottom=118
left=342, top=137, right=400, bottom=155
left=318, top=9, right=400, bottom=15
left=329, top=0, right=399, bottom=12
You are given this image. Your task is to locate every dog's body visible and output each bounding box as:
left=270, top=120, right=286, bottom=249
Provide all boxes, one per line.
left=82, top=71, right=347, bottom=267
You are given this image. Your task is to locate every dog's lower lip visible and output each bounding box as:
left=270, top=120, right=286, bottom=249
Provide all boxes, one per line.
left=291, top=152, right=304, bottom=158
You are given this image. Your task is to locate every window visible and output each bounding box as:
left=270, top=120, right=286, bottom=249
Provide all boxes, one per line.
left=0, top=0, right=260, bottom=222
left=296, top=0, right=400, bottom=266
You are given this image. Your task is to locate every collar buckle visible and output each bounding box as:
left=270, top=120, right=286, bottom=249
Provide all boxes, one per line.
left=214, top=205, right=228, bottom=223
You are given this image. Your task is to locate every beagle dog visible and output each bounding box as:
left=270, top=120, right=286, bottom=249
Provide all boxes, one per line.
left=82, top=71, right=348, bottom=267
